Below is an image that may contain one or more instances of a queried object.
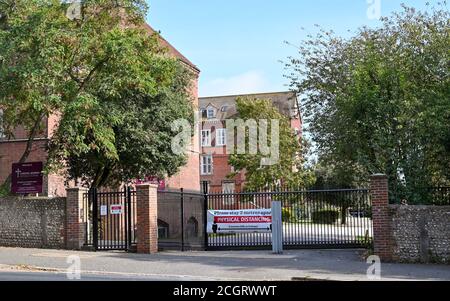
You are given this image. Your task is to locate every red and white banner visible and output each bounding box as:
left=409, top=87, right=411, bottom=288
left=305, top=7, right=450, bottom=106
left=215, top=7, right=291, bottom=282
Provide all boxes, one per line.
left=207, top=209, right=272, bottom=233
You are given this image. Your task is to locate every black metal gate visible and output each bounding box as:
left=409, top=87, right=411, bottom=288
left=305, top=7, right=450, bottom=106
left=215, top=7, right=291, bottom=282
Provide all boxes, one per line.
left=205, top=188, right=373, bottom=250
left=83, top=187, right=137, bottom=251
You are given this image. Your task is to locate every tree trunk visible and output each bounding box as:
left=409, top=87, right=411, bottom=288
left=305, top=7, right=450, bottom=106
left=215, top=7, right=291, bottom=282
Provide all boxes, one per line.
left=0, top=113, right=45, bottom=194
left=341, top=205, right=348, bottom=225
left=91, top=165, right=112, bottom=190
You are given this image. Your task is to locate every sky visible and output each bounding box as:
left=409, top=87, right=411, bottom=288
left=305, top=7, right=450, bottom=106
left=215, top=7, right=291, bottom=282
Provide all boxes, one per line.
left=146, top=1, right=435, bottom=97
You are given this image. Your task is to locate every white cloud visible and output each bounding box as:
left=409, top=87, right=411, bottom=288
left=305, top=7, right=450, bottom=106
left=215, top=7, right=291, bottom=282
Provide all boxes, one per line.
left=200, top=71, right=273, bottom=97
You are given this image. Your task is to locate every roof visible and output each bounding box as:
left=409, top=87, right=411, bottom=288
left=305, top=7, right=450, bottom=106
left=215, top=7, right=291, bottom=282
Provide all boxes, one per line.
left=199, top=91, right=299, bottom=120
left=144, top=24, right=200, bottom=73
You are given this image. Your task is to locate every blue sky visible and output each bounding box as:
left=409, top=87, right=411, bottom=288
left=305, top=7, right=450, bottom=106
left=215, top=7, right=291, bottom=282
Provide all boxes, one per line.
left=146, top=1, right=434, bottom=97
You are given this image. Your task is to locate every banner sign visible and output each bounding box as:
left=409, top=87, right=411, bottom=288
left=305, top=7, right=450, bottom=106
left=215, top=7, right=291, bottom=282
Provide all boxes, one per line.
left=207, top=209, right=272, bottom=234
left=11, top=162, right=43, bottom=194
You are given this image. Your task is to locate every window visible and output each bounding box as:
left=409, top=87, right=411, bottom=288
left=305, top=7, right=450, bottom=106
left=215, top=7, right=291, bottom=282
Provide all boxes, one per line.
left=200, top=108, right=207, bottom=119
left=222, top=182, right=235, bottom=193
left=207, top=108, right=215, bottom=119
left=201, top=130, right=211, bottom=147
left=201, top=155, right=213, bottom=175
left=216, top=128, right=227, bottom=146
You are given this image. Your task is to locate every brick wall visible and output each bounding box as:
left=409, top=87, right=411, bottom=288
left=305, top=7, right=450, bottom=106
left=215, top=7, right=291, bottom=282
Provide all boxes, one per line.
left=0, top=138, right=70, bottom=197
left=0, top=197, right=66, bottom=249
left=65, top=188, right=87, bottom=250
left=389, top=205, right=450, bottom=263
left=136, top=184, right=158, bottom=254
left=0, top=140, right=48, bottom=186
left=166, top=73, right=200, bottom=192
left=369, top=174, right=392, bottom=261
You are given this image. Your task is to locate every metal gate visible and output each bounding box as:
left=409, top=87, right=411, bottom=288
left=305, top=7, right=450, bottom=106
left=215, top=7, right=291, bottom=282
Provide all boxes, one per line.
left=83, top=187, right=137, bottom=251
left=206, top=188, right=373, bottom=250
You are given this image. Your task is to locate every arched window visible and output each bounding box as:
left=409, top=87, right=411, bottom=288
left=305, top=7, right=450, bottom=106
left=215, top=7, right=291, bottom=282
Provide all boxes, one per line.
left=158, top=219, right=169, bottom=239
left=186, top=217, right=199, bottom=238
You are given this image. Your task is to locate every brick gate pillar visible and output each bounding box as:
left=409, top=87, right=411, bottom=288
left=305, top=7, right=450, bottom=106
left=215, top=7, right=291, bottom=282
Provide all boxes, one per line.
left=66, top=187, right=88, bottom=250
left=369, top=174, right=392, bottom=261
left=136, top=184, right=158, bottom=254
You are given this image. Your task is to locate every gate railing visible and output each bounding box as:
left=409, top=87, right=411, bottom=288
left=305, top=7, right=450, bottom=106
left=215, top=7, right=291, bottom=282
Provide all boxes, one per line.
left=206, top=188, right=372, bottom=250
left=157, top=189, right=207, bottom=251
left=82, top=186, right=373, bottom=252
left=82, top=187, right=137, bottom=251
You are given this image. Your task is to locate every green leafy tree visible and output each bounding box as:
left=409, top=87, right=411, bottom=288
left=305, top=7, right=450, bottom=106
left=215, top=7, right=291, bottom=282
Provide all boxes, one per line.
left=228, top=97, right=314, bottom=191
left=285, top=3, right=450, bottom=203
left=0, top=0, right=194, bottom=189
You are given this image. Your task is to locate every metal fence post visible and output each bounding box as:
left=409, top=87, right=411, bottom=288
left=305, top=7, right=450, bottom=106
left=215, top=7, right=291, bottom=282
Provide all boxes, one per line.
left=127, top=186, right=132, bottom=251
left=272, top=201, right=283, bottom=254
left=91, top=187, right=99, bottom=251
left=180, top=188, right=185, bottom=252
left=203, top=182, right=209, bottom=251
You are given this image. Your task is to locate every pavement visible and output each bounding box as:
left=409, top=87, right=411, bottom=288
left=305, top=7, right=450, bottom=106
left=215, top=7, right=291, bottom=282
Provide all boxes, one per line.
left=0, top=247, right=449, bottom=281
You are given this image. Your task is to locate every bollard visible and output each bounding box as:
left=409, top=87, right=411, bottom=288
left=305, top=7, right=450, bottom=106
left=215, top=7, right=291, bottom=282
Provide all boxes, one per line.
left=271, top=201, right=283, bottom=254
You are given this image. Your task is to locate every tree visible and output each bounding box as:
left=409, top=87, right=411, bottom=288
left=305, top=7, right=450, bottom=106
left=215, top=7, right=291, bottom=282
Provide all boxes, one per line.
left=0, top=0, right=195, bottom=189
left=227, top=97, right=314, bottom=191
left=0, top=0, right=77, bottom=191
left=285, top=3, right=450, bottom=203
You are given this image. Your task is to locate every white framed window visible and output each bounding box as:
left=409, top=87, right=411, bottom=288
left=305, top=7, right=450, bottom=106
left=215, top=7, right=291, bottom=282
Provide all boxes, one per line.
left=200, top=108, right=207, bottom=119
left=201, top=155, right=213, bottom=175
left=207, top=108, right=215, bottom=119
left=222, top=182, right=235, bottom=193
left=201, top=130, right=211, bottom=147
left=216, top=128, right=227, bottom=146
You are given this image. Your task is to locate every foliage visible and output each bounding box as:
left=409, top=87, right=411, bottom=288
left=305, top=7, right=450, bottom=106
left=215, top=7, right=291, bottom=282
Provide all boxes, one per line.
left=282, top=207, right=295, bottom=223
left=228, top=97, right=315, bottom=191
left=311, top=209, right=339, bottom=225
left=285, top=3, right=450, bottom=202
left=0, top=0, right=195, bottom=189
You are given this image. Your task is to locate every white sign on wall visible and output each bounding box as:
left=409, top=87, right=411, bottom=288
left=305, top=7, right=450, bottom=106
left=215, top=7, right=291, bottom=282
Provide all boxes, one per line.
left=207, top=209, right=272, bottom=234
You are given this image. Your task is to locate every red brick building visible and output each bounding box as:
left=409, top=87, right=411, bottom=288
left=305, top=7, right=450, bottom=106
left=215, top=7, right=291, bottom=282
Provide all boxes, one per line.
left=199, top=92, right=302, bottom=193
left=0, top=24, right=201, bottom=196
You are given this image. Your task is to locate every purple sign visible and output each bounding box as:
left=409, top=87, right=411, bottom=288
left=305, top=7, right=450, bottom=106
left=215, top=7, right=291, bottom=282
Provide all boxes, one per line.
left=11, top=162, right=43, bottom=194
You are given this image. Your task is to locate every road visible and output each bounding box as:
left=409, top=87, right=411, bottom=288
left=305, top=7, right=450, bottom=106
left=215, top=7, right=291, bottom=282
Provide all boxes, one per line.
left=0, top=269, right=212, bottom=281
